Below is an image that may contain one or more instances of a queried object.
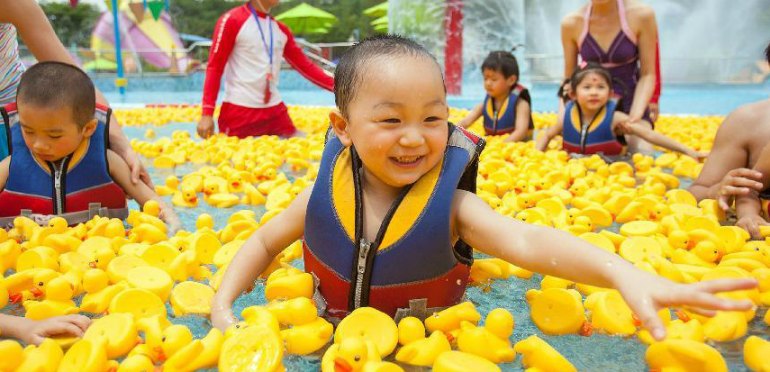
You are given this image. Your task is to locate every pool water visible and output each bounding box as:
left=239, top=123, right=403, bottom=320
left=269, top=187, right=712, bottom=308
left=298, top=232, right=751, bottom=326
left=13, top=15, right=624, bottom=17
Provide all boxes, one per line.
left=118, top=119, right=764, bottom=372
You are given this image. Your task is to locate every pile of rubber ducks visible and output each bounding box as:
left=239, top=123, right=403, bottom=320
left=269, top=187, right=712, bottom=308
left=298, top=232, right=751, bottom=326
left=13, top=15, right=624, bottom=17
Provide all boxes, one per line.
left=2, top=105, right=769, bottom=371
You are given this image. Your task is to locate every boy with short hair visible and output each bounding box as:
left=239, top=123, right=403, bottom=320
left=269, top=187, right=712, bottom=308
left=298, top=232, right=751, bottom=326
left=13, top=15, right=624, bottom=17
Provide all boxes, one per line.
left=212, top=35, right=755, bottom=341
left=0, top=61, right=179, bottom=231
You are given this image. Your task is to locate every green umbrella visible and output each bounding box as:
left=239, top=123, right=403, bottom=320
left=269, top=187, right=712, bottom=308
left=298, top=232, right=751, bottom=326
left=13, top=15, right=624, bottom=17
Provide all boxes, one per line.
left=363, top=2, right=388, bottom=18
left=275, top=3, right=337, bottom=35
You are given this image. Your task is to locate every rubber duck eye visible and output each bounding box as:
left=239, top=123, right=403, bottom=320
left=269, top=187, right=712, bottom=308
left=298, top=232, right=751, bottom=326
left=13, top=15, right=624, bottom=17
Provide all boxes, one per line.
left=162, top=337, right=166, bottom=342
left=354, top=356, right=361, bottom=362
left=38, top=281, right=43, bottom=286
left=235, top=324, right=240, bottom=328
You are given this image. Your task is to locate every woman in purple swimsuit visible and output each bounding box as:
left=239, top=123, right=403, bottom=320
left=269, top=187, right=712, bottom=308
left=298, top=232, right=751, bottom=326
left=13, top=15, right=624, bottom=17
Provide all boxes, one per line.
left=560, top=0, right=658, bottom=151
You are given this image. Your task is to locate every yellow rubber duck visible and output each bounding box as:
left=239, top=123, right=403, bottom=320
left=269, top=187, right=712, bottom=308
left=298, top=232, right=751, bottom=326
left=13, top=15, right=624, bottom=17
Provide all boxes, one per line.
left=395, top=330, right=451, bottom=367
left=398, top=316, right=426, bottom=346
left=645, top=339, right=727, bottom=372
left=108, top=287, right=167, bottom=320
left=154, top=175, right=180, bottom=196
left=80, top=273, right=129, bottom=314
left=164, top=339, right=205, bottom=372
left=424, top=301, right=481, bottom=334
left=171, top=185, right=199, bottom=208
left=118, top=354, right=155, bottom=372
left=134, top=314, right=170, bottom=363
left=83, top=312, right=137, bottom=359
left=219, top=324, right=283, bottom=372
left=281, top=316, right=334, bottom=355
left=702, top=311, right=747, bottom=342
left=126, top=265, right=173, bottom=302
left=637, top=318, right=703, bottom=345
left=206, top=191, right=241, bottom=208
left=77, top=236, right=116, bottom=270
left=241, top=182, right=267, bottom=206
left=266, top=297, right=318, bottom=327
left=744, top=336, right=770, bottom=372
left=513, top=334, right=576, bottom=372
left=322, top=337, right=402, bottom=372
left=160, top=324, right=193, bottom=361
left=432, top=350, right=501, bottom=372
left=265, top=266, right=314, bottom=301
left=0, top=340, right=24, bottom=371
left=23, top=277, right=79, bottom=320
left=15, top=338, right=63, bottom=372
left=0, top=240, right=21, bottom=273
left=334, top=307, right=399, bottom=358
left=58, top=339, right=107, bottom=372
left=183, top=328, right=224, bottom=371
left=455, top=321, right=515, bottom=364
left=584, top=290, right=636, bottom=336
left=526, top=288, right=585, bottom=335
left=170, top=281, right=215, bottom=316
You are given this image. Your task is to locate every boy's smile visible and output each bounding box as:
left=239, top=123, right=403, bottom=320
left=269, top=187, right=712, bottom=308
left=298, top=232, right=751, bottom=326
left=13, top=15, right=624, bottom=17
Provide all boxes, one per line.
left=330, top=54, right=449, bottom=194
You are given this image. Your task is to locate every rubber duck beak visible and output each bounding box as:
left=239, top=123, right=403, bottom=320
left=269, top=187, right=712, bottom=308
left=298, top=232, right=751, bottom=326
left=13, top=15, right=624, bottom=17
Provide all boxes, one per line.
left=333, top=357, right=353, bottom=372
left=31, top=287, right=44, bottom=297
left=89, top=261, right=97, bottom=268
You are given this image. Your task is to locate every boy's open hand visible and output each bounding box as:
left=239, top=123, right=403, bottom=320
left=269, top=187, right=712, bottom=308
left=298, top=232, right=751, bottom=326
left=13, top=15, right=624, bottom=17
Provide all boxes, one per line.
left=616, top=272, right=756, bottom=341
left=736, top=213, right=769, bottom=240
left=715, top=168, right=764, bottom=210
left=21, top=315, right=91, bottom=345
left=211, top=302, right=238, bottom=332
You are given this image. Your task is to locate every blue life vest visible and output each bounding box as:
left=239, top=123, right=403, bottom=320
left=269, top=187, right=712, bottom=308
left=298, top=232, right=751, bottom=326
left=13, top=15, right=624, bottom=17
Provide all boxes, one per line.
left=481, top=84, right=533, bottom=135
left=303, top=124, right=484, bottom=319
left=562, top=99, right=625, bottom=155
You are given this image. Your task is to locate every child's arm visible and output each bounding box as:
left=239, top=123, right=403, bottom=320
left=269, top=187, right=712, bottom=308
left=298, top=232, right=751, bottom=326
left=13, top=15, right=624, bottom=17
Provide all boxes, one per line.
left=107, top=150, right=180, bottom=233
left=503, top=99, right=532, bottom=142
left=535, top=112, right=564, bottom=151
left=0, top=314, right=91, bottom=345
left=211, top=187, right=311, bottom=331
left=0, top=157, right=9, bottom=192
left=455, top=104, right=483, bottom=129
left=735, top=143, right=770, bottom=238
left=614, top=113, right=706, bottom=159
left=452, top=190, right=756, bottom=340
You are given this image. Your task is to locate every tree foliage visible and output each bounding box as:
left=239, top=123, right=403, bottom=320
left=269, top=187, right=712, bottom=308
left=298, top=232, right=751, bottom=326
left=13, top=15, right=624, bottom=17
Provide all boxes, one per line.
left=40, top=2, right=101, bottom=47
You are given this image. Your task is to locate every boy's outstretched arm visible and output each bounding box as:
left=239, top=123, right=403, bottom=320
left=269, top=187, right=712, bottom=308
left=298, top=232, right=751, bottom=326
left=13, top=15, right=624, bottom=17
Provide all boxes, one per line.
left=535, top=115, right=563, bottom=151
left=452, top=190, right=757, bottom=340
left=735, top=143, right=770, bottom=238
left=211, top=187, right=311, bottom=331
left=456, top=104, right=483, bottom=129
left=503, top=99, right=531, bottom=142
left=107, top=150, right=180, bottom=232
left=616, top=115, right=705, bottom=159
left=0, top=314, right=91, bottom=345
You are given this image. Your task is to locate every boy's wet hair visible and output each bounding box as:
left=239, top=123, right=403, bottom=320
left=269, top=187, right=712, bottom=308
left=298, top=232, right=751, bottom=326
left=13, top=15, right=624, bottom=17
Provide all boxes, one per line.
left=16, top=61, right=96, bottom=128
left=481, top=50, right=519, bottom=79
left=334, top=34, right=443, bottom=117
left=570, top=62, right=613, bottom=92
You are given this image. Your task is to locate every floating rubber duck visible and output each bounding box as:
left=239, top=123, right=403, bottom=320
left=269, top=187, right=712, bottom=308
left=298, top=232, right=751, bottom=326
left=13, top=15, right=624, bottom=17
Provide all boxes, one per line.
left=395, top=330, right=451, bottom=366
left=645, top=339, right=726, bottom=372
left=83, top=312, right=137, bottom=359
left=513, top=334, right=576, bottom=372
left=638, top=318, right=704, bottom=345
left=23, top=277, right=79, bottom=320
left=241, top=182, right=267, bottom=206
left=424, top=301, right=481, bottom=334
left=170, top=281, right=215, bottom=316
left=264, top=266, right=313, bottom=301
left=58, top=338, right=107, bottom=372
left=0, top=340, right=24, bottom=371
left=171, top=185, right=199, bottom=208
left=455, top=321, right=515, bottom=364
left=334, top=307, right=399, bottom=358
left=154, top=175, right=180, bottom=196
left=266, top=297, right=319, bottom=327
left=322, top=337, right=402, bottom=372
left=108, top=287, right=167, bottom=320
left=432, top=350, right=501, bottom=372
left=118, top=354, right=155, bottom=372
left=281, top=316, right=333, bottom=355
left=526, top=288, right=585, bottom=335
left=219, top=324, right=284, bottom=372
left=398, top=316, right=426, bottom=346
left=0, top=240, right=21, bottom=273
left=584, top=290, right=636, bottom=336
left=744, top=336, right=770, bottom=372
left=15, top=338, right=63, bottom=372
left=160, top=324, right=193, bottom=361
left=702, top=311, right=748, bottom=342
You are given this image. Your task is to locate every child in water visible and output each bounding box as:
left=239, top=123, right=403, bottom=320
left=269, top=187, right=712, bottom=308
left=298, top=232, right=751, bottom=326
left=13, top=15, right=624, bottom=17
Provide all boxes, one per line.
left=211, top=36, right=754, bottom=341
left=536, top=62, right=705, bottom=159
left=457, top=50, right=533, bottom=142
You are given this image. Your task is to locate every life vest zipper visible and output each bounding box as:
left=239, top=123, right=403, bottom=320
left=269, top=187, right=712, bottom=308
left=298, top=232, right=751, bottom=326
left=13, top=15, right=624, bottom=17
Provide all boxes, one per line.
left=48, top=155, right=70, bottom=215
left=352, top=239, right=372, bottom=309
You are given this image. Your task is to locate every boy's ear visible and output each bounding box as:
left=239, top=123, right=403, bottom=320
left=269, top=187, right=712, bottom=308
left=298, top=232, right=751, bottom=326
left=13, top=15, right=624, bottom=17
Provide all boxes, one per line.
left=329, top=109, right=352, bottom=146
left=81, top=118, right=98, bottom=138
left=506, top=74, right=518, bottom=87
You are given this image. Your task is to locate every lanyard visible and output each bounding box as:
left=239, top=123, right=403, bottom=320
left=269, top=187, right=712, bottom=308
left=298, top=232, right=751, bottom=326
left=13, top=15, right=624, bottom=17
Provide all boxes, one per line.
left=247, top=3, right=273, bottom=68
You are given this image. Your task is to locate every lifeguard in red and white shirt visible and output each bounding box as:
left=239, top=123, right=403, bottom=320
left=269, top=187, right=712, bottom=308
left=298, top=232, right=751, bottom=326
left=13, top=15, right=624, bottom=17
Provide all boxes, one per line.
left=198, top=0, right=334, bottom=138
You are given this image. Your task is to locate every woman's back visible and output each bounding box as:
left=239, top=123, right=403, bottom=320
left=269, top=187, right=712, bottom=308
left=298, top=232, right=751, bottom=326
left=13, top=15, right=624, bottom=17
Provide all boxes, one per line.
left=0, top=24, right=24, bottom=106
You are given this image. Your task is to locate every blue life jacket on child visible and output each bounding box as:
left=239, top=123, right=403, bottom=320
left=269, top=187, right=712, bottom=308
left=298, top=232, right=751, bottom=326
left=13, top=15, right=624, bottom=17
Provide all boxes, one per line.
left=0, top=103, right=128, bottom=226
left=303, top=124, right=485, bottom=319
left=481, top=84, right=533, bottom=135
left=562, top=99, right=625, bottom=155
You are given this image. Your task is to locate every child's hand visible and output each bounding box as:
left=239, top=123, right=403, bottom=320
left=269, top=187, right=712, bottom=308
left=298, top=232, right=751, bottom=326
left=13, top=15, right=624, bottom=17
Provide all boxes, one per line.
left=736, top=213, right=769, bottom=240
left=211, top=302, right=238, bottom=332
left=715, top=168, right=764, bottom=210
left=159, top=205, right=182, bottom=235
left=616, top=271, right=756, bottom=341
left=20, top=315, right=91, bottom=345
left=686, top=150, right=709, bottom=161
left=534, top=134, right=549, bottom=152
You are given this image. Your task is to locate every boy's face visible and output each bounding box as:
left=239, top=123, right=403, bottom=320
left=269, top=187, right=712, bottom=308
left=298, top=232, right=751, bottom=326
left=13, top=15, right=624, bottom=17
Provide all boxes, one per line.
left=574, top=72, right=611, bottom=112
left=17, top=102, right=96, bottom=162
left=331, top=55, right=449, bottom=189
left=483, top=69, right=516, bottom=99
